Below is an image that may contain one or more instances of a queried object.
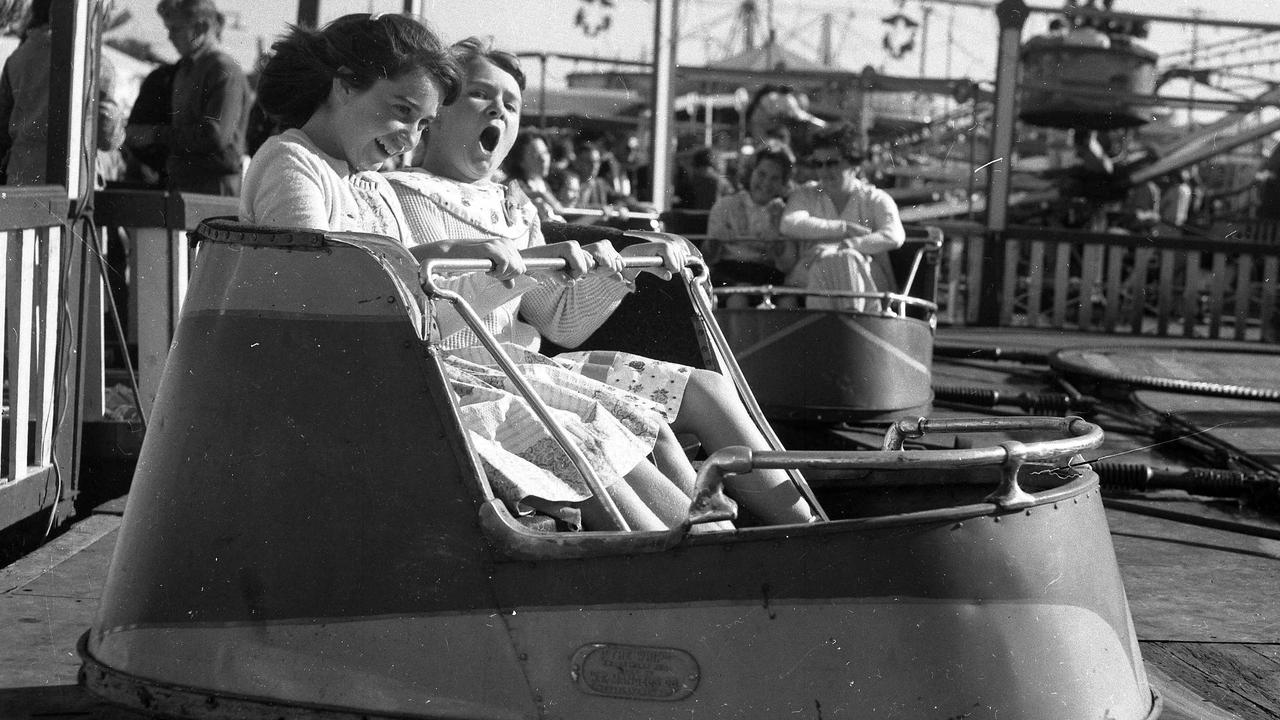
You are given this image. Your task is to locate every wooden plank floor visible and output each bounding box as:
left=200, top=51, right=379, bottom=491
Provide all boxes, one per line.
left=0, top=326, right=1277, bottom=719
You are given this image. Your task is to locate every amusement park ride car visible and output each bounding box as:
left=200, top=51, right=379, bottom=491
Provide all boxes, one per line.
left=78, top=219, right=1160, bottom=720
left=711, top=226, right=943, bottom=426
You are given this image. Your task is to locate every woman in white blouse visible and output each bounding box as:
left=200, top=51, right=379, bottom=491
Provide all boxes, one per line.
left=780, top=130, right=905, bottom=312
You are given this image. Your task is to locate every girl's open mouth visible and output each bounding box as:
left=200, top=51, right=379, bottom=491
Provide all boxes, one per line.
left=479, top=126, right=501, bottom=153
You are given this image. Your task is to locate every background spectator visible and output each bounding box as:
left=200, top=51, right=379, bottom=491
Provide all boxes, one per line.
left=682, top=146, right=734, bottom=210
left=570, top=137, right=610, bottom=207
left=780, top=126, right=905, bottom=312
left=503, top=128, right=564, bottom=222
left=123, top=62, right=178, bottom=187
left=1158, top=169, right=1192, bottom=235
left=126, top=0, right=251, bottom=195
left=0, top=0, right=124, bottom=187
left=705, top=148, right=797, bottom=307
left=547, top=166, right=581, bottom=208
left=549, top=135, right=575, bottom=174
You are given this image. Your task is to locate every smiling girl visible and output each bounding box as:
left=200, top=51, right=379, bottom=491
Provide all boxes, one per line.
left=241, top=14, right=455, bottom=240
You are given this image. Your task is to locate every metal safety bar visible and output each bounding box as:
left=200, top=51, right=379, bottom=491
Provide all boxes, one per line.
left=421, top=255, right=668, bottom=277
left=900, top=226, right=945, bottom=299
left=423, top=258, right=643, bottom=531
left=678, top=257, right=831, bottom=521
left=709, top=226, right=944, bottom=318
left=696, top=416, right=1102, bottom=511
left=559, top=206, right=662, bottom=226
left=712, top=285, right=938, bottom=317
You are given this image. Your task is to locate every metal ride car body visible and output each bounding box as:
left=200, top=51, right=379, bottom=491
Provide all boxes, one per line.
left=81, top=220, right=1158, bottom=720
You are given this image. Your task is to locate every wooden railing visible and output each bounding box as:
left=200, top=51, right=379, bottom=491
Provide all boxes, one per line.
left=0, top=187, right=82, bottom=532
left=671, top=214, right=1280, bottom=342
left=91, top=189, right=238, bottom=417
left=933, top=220, right=1280, bottom=342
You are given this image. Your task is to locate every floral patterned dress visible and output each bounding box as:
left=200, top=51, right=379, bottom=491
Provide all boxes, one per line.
left=386, top=170, right=695, bottom=527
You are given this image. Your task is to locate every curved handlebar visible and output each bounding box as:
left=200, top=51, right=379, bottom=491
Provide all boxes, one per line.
left=712, top=285, right=939, bottom=315
left=699, top=416, right=1103, bottom=511
left=424, top=255, right=671, bottom=275
left=420, top=254, right=708, bottom=295
left=880, top=415, right=1100, bottom=453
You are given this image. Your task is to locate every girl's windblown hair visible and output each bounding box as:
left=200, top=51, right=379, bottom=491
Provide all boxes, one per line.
left=256, top=13, right=461, bottom=129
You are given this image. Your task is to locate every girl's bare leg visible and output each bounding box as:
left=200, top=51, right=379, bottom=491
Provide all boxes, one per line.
left=581, top=456, right=734, bottom=532
left=671, top=369, right=816, bottom=525
left=622, top=459, right=695, bottom=527
left=580, top=478, right=667, bottom=531
left=651, top=424, right=696, bottom=495
left=626, top=456, right=735, bottom=532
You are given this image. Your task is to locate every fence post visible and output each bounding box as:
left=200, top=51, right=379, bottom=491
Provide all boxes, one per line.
left=978, top=229, right=1005, bottom=325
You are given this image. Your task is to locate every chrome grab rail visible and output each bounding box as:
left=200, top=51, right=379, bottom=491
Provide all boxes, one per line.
left=711, top=285, right=939, bottom=316
left=707, top=226, right=943, bottom=317
left=671, top=244, right=831, bottom=522
left=421, top=255, right=668, bottom=277
left=698, top=416, right=1102, bottom=511
left=559, top=206, right=661, bottom=223
left=422, top=256, right=650, bottom=532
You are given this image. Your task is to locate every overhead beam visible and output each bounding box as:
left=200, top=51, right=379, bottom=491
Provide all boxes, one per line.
left=1132, top=115, right=1280, bottom=185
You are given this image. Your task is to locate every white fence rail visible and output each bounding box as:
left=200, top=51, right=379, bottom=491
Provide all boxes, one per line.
left=0, top=187, right=81, bottom=532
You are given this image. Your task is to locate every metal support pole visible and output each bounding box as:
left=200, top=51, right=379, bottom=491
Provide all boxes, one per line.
left=1188, top=8, right=1202, bottom=128
left=296, top=0, right=319, bottom=29
left=856, top=68, right=875, bottom=159
left=649, top=0, right=678, bottom=212
left=919, top=6, right=932, bottom=78
left=978, top=0, right=1027, bottom=325
left=539, top=54, right=548, bottom=129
